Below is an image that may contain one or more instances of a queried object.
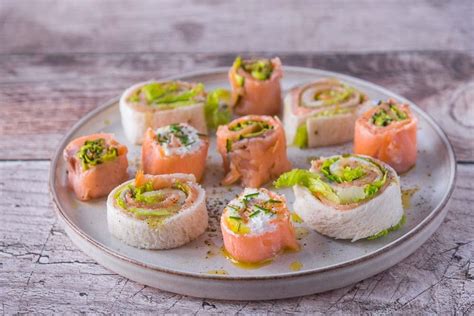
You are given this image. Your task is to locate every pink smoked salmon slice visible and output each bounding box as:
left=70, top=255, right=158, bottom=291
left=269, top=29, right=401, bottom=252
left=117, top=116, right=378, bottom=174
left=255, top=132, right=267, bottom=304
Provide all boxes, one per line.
left=229, top=57, right=283, bottom=116
left=128, top=171, right=198, bottom=212
left=141, top=127, right=209, bottom=182
left=220, top=188, right=299, bottom=263
left=216, top=115, right=291, bottom=188
left=354, top=101, right=417, bottom=174
left=63, top=133, right=128, bottom=201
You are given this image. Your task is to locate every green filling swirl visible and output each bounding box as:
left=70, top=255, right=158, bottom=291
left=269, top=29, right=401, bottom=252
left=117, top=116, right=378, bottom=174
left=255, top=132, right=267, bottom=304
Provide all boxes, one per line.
left=371, top=102, right=408, bottom=127
left=233, top=56, right=273, bottom=82
left=129, top=81, right=205, bottom=108
left=275, top=155, right=389, bottom=205
left=76, top=138, right=118, bottom=170
left=114, top=181, right=189, bottom=219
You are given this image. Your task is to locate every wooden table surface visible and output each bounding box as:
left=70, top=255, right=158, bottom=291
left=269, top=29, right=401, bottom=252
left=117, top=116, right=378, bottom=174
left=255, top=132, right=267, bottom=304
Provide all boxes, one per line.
left=1, top=0, right=473, bottom=314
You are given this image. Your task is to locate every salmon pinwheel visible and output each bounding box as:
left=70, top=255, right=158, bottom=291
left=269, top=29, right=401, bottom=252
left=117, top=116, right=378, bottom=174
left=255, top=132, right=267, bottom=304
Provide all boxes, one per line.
left=63, top=133, right=128, bottom=201
left=120, top=80, right=207, bottom=144
left=354, top=99, right=418, bottom=174
left=220, top=188, right=299, bottom=263
left=216, top=115, right=291, bottom=188
left=283, top=78, right=369, bottom=148
left=142, top=123, right=209, bottom=182
left=229, top=56, right=283, bottom=116
left=275, top=154, right=404, bottom=241
left=107, top=172, right=208, bottom=249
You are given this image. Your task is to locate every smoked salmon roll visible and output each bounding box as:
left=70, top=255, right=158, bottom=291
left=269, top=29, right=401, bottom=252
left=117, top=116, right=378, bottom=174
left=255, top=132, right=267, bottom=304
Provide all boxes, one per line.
left=220, top=188, right=298, bottom=263
left=229, top=56, right=283, bottom=116
left=275, top=154, right=404, bottom=241
left=107, top=172, right=208, bottom=249
left=63, top=133, right=129, bottom=201
left=216, top=115, right=291, bottom=187
left=354, top=99, right=418, bottom=174
left=283, top=78, right=369, bottom=148
left=120, top=80, right=207, bottom=144
left=141, top=123, right=209, bottom=182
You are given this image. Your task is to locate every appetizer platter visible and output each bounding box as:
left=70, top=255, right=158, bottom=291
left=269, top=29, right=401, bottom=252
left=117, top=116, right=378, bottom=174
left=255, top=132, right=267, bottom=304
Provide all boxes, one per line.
left=50, top=62, right=456, bottom=300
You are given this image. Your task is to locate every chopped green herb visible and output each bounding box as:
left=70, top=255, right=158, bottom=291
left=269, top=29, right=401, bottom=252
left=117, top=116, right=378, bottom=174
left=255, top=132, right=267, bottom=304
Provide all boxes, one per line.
left=156, top=123, right=198, bottom=147
left=254, top=204, right=272, bottom=214
left=229, top=216, right=242, bottom=220
left=249, top=210, right=261, bottom=218
left=244, top=192, right=259, bottom=199
left=267, top=199, right=282, bottom=204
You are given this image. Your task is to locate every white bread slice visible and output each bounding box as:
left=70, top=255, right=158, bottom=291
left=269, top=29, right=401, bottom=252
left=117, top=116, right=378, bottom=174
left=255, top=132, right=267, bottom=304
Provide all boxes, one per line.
left=305, top=111, right=358, bottom=147
left=283, top=92, right=372, bottom=147
left=107, top=173, right=208, bottom=249
left=293, top=171, right=403, bottom=242
left=119, top=81, right=207, bottom=145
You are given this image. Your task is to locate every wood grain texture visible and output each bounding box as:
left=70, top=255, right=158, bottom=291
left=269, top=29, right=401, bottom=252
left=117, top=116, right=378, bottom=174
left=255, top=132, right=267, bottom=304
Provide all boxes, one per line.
left=0, top=1, right=473, bottom=312
left=1, top=51, right=472, bottom=161
left=0, top=0, right=472, bottom=54
left=0, top=161, right=472, bottom=314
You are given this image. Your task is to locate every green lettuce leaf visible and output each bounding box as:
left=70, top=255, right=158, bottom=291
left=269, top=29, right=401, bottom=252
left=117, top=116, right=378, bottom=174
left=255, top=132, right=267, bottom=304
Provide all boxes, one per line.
left=363, top=170, right=387, bottom=198
left=293, top=124, right=308, bottom=148
left=367, top=214, right=406, bottom=240
left=204, top=88, right=232, bottom=129
left=274, top=169, right=340, bottom=203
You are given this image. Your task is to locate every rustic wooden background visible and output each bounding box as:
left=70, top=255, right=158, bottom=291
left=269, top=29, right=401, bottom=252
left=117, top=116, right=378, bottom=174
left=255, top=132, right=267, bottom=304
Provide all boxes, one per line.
left=1, top=0, right=473, bottom=314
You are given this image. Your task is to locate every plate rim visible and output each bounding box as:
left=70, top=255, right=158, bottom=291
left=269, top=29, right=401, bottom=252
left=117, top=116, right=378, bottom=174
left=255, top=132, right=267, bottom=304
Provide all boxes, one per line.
left=49, top=66, right=457, bottom=281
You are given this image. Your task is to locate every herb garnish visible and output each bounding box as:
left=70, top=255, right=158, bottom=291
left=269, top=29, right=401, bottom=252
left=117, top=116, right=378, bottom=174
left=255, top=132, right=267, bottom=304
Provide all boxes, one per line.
left=267, top=199, right=282, bottom=204
left=253, top=204, right=272, bottom=214
left=156, top=124, right=196, bottom=147
left=249, top=210, right=261, bottom=218
left=244, top=192, right=259, bottom=199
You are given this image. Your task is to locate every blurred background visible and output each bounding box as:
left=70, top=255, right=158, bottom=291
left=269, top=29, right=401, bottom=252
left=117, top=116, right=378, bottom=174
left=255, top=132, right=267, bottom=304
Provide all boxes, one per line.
left=0, top=0, right=472, bottom=160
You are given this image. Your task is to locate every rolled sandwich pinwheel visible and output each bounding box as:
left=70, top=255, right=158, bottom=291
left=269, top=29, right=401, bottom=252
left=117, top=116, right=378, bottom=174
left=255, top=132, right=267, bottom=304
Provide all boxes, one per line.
left=275, top=154, right=404, bottom=241
left=107, top=172, right=208, bottom=249
left=354, top=99, right=417, bottom=174
left=283, top=78, right=369, bottom=148
left=229, top=56, right=283, bottom=116
left=142, top=123, right=209, bottom=182
left=216, top=115, right=291, bottom=188
left=63, top=133, right=128, bottom=200
left=220, top=188, right=299, bottom=263
left=120, top=80, right=207, bottom=144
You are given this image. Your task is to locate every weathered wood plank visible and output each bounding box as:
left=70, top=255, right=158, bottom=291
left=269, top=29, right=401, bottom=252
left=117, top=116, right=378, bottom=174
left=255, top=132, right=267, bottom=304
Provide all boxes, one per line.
left=0, top=161, right=472, bottom=314
left=0, top=51, right=472, bottom=161
left=0, top=0, right=472, bottom=54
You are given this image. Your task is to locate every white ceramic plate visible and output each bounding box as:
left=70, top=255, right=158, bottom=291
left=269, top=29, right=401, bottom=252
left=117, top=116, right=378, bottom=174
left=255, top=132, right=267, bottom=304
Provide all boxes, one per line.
left=49, top=67, right=456, bottom=300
